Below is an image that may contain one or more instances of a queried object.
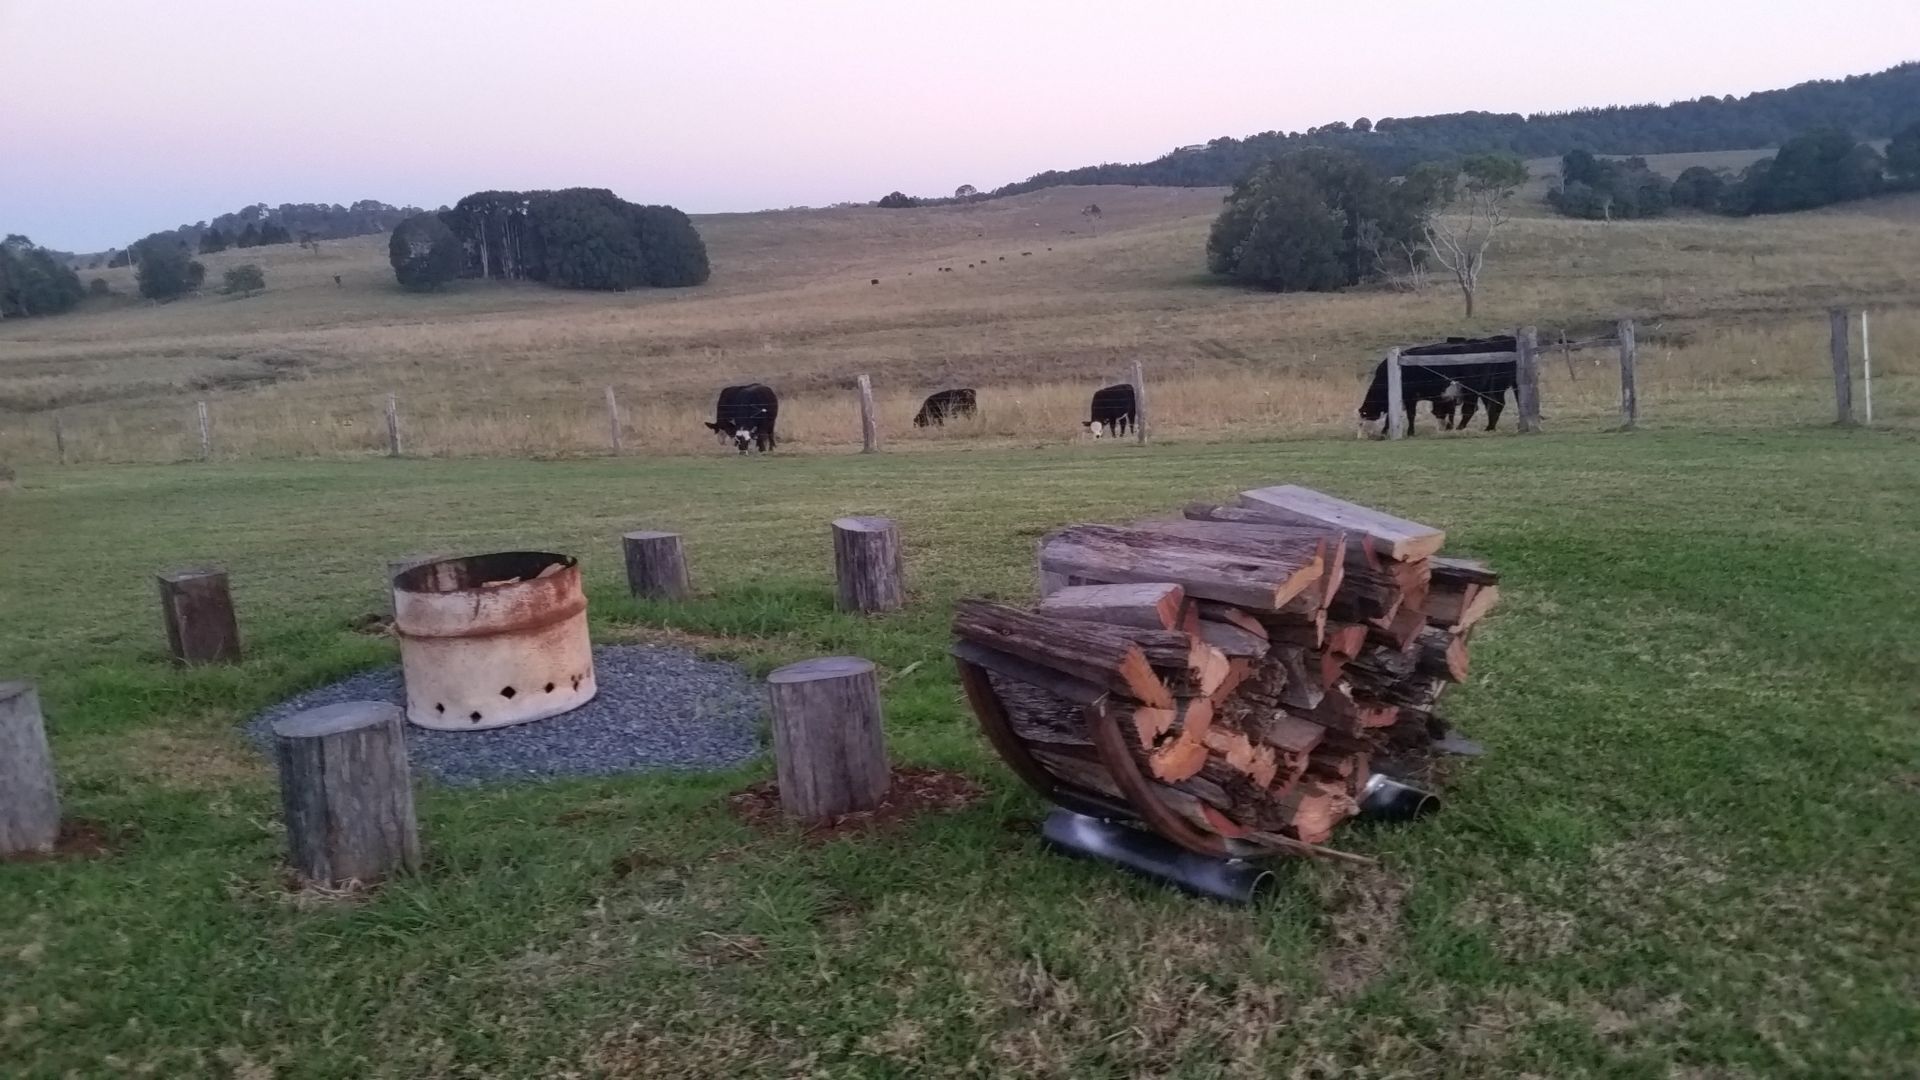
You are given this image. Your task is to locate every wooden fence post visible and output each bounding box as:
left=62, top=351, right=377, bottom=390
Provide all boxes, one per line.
left=766, top=657, right=889, bottom=820
left=605, top=386, right=623, bottom=453
left=157, top=567, right=242, bottom=664
left=1830, top=307, right=1855, bottom=426
left=832, top=516, right=904, bottom=614
left=1130, top=359, right=1149, bottom=444
left=1515, top=326, right=1542, bottom=433
left=1617, top=318, right=1638, bottom=430
left=856, top=374, right=879, bottom=453
left=385, top=552, right=447, bottom=615
left=196, top=401, right=211, bottom=460
left=622, top=530, right=691, bottom=601
left=384, top=393, right=403, bottom=457
left=0, top=681, right=61, bottom=856
left=273, top=701, right=420, bottom=886
left=52, top=413, right=67, bottom=465
left=1384, top=348, right=1406, bottom=440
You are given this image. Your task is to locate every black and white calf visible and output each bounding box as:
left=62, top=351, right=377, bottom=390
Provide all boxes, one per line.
left=705, top=383, right=780, bottom=453
left=1082, top=383, right=1136, bottom=438
left=913, top=388, right=978, bottom=427
left=1359, top=337, right=1517, bottom=434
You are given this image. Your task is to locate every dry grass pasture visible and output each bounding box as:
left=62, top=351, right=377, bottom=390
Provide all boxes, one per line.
left=3, top=160, right=1918, bottom=464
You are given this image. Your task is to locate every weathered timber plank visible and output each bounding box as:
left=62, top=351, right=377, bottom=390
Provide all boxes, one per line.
left=1038, top=582, right=1185, bottom=630
left=1236, top=485, right=1444, bottom=561
left=952, top=600, right=1172, bottom=709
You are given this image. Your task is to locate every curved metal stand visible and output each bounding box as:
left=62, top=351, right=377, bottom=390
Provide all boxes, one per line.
left=1041, top=810, right=1278, bottom=905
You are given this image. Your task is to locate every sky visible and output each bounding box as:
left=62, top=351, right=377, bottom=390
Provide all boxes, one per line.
left=5, top=0, right=1918, bottom=251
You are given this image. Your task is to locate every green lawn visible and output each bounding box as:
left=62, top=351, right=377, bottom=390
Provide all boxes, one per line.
left=2, top=429, right=1917, bottom=1078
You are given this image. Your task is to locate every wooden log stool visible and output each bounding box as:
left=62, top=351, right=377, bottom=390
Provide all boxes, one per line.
left=157, top=567, right=241, bottom=664
left=0, top=681, right=61, bottom=856
left=832, top=516, right=904, bottom=614
left=766, top=657, right=890, bottom=821
left=622, top=531, right=691, bottom=601
left=272, top=701, right=420, bottom=886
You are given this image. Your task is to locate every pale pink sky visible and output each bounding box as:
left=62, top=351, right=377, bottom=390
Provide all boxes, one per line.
left=5, top=0, right=1917, bottom=250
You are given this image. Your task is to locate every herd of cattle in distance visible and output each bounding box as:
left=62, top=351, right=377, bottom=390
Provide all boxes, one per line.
left=702, top=337, right=1521, bottom=452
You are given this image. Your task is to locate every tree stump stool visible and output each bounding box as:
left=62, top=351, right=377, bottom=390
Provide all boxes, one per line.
left=832, top=516, right=904, bottom=614
left=622, top=531, right=691, bottom=601
left=766, top=657, right=889, bottom=821
left=0, top=682, right=61, bottom=856
left=272, top=701, right=420, bottom=885
left=157, top=567, right=241, bottom=664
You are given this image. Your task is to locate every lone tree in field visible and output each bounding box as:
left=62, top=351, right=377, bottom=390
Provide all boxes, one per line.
left=223, top=264, right=266, bottom=297
left=1207, top=149, right=1442, bottom=293
left=1082, top=203, right=1103, bottom=235
left=954, top=183, right=978, bottom=199
left=388, top=212, right=463, bottom=291
left=1424, top=154, right=1527, bottom=318
left=134, top=239, right=206, bottom=301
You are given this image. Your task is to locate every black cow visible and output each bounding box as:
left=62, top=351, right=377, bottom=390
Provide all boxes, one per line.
left=913, top=388, right=978, bottom=427
left=1359, top=336, right=1517, bottom=434
left=704, top=383, right=779, bottom=453
left=1082, top=383, right=1136, bottom=438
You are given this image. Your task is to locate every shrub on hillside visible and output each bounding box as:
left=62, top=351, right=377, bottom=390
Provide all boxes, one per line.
left=388, top=212, right=463, bottom=291
left=877, top=191, right=919, bottom=208
left=88, top=277, right=111, bottom=297
left=223, top=264, right=266, bottom=296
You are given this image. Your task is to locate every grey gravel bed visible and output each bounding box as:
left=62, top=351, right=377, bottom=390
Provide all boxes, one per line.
left=246, top=645, right=764, bottom=786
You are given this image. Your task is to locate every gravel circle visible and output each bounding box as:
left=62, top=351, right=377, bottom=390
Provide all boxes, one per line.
left=246, top=645, right=764, bottom=786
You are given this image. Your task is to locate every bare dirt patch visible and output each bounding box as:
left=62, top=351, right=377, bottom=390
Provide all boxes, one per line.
left=727, top=765, right=983, bottom=841
left=1, top=819, right=125, bottom=863
left=1311, top=865, right=1410, bottom=998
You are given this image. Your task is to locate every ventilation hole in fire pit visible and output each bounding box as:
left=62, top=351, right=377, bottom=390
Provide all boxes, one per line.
left=500, top=686, right=517, bottom=699
left=435, top=703, right=445, bottom=714
left=571, top=674, right=582, bottom=690
left=544, top=682, right=556, bottom=693
left=469, top=711, right=482, bottom=722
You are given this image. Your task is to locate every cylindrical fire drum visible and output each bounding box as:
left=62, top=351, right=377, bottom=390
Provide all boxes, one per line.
left=393, top=552, right=596, bottom=731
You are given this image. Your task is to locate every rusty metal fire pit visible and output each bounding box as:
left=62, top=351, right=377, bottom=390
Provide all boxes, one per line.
left=392, top=552, right=596, bottom=731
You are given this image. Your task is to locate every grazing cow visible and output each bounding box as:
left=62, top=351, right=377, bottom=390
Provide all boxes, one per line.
left=1082, top=383, right=1136, bottom=438
left=704, top=383, right=779, bottom=453
left=913, top=388, right=978, bottom=427
left=1358, top=336, right=1517, bottom=434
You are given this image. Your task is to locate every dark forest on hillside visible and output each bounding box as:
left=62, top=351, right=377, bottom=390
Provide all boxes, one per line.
left=991, top=62, right=1920, bottom=196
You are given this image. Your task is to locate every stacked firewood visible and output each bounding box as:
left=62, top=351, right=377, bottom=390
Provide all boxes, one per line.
left=951, top=485, right=1499, bottom=856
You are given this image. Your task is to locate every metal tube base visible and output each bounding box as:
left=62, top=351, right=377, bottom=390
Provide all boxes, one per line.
left=1040, top=810, right=1279, bottom=905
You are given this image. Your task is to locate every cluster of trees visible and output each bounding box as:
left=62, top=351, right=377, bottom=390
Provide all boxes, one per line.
left=133, top=238, right=207, bottom=301
left=990, top=62, right=1919, bottom=198
left=1206, top=149, right=1527, bottom=316
left=198, top=222, right=294, bottom=253
left=877, top=191, right=920, bottom=208
left=388, top=188, right=710, bottom=293
left=104, top=199, right=423, bottom=268
left=1548, top=151, right=1672, bottom=219
left=0, top=236, right=85, bottom=318
left=1549, top=122, right=1920, bottom=219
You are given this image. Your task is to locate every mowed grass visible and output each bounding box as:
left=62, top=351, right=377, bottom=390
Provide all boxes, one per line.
left=3, top=427, right=1919, bottom=1077
left=5, top=171, right=1920, bottom=464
